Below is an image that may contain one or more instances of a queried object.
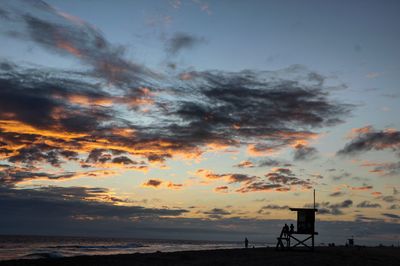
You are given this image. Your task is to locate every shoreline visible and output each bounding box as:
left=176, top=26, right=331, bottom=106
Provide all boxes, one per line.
left=1, top=247, right=399, bottom=266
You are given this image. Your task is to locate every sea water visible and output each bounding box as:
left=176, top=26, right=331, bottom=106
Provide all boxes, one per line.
left=0, top=235, right=268, bottom=261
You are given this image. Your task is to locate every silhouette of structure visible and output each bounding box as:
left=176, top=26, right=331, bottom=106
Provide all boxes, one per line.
left=276, top=190, right=318, bottom=251
left=245, top=237, right=249, bottom=248
left=346, top=237, right=354, bottom=247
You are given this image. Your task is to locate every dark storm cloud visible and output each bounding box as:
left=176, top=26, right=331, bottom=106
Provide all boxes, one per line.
left=337, top=126, right=400, bottom=156
left=293, top=144, right=318, bottom=161
left=166, top=32, right=205, bottom=55
left=356, top=201, right=381, bottom=208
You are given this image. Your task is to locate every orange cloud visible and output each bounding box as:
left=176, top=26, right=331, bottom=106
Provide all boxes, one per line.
left=347, top=126, right=373, bottom=139
left=56, top=40, right=82, bottom=57
left=166, top=182, right=184, bottom=190
left=67, top=94, right=113, bottom=106
left=351, top=185, right=373, bottom=191
left=0, top=120, right=88, bottom=140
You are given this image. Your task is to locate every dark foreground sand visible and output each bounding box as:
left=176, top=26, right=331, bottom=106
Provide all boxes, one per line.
left=1, top=247, right=399, bottom=266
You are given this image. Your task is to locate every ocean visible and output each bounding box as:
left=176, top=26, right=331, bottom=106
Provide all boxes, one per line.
left=0, top=235, right=268, bottom=261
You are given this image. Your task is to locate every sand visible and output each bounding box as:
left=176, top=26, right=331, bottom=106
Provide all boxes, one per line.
left=0, top=247, right=399, bottom=266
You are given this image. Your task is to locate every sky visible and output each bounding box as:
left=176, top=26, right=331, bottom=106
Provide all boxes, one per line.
left=0, top=0, right=399, bottom=245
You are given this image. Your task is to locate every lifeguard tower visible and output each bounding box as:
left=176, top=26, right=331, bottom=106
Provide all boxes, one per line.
left=276, top=190, right=318, bottom=251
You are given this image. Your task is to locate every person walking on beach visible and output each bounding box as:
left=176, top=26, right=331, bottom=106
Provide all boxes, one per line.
left=289, top=224, right=295, bottom=235
left=245, top=237, right=249, bottom=248
left=283, top=223, right=289, bottom=237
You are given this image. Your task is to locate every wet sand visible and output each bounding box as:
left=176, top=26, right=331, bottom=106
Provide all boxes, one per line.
left=0, top=247, right=399, bottom=266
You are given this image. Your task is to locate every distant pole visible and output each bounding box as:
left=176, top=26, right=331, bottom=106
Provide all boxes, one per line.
left=313, top=189, right=315, bottom=209
left=313, top=189, right=316, bottom=251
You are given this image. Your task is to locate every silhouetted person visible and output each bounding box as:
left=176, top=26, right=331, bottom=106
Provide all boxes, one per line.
left=283, top=223, right=289, bottom=237
left=289, top=223, right=295, bottom=235
left=245, top=237, right=249, bottom=248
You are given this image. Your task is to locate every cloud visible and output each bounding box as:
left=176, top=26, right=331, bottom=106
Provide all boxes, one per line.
left=234, top=160, right=254, bottom=168
left=203, top=208, right=230, bottom=219
left=366, top=72, right=382, bottom=79
left=0, top=1, right=351, bottom=191
left=330, top=199, right=353, bottom=208
left=382, top=213, right=400, bottom=219
left=329, top=191, right=345, bottom=197
left=331, top=172, right=351, bottom=181
left=197, top=167, right=312, bottom=193
left=380, top=196, right=399, bottom=203
left=236, top=168, right=313, bottom=193
left=234, top=158, right=290, bottom=168
left=0, top=60, right=350, bottom=181
left=0, top=186, right=188, bottom=224
left=259, top=204, right=289, bottom=210
left=0, top=164, right=120, bottom=187
left=305, top=200, right=353, bottom=215
left=166, top=32, right=205, bottom=55
left=142, top=179, right=163, bottom=188
left=367, top=162, right=400, bottom=176
left=0, top=186, right=398, bottom=244
left=259, top=158, right=291, bottom=167
left=214, top=186, right=229, bottom=193
left=236, top=182, right=282, bottom=193
left=356, top=201, right=381, bottom=208
left=293, top=144, right=318, bottom=161
left=338, top=126, right=400, bottom=156
left=166, top=182, right=183, bottom=189
left=12, top=2, right=154, bottom=88
left=351, top=185, right=373, bottom=191
left=266, top=168, right=313, bottom=187
left=344, top=127, right=400, bottom=175
left=196, top=169, right=256, bottom=184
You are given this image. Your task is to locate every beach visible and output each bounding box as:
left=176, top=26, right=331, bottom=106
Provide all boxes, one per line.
left=1, top=247, right=399, bottom=266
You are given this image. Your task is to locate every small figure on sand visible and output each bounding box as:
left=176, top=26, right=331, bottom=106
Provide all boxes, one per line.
left=245, top=237, right=249, bottom=248
left=289, top=223, right=295, bottom=235
left=283, top=223, right=289, bottom=237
